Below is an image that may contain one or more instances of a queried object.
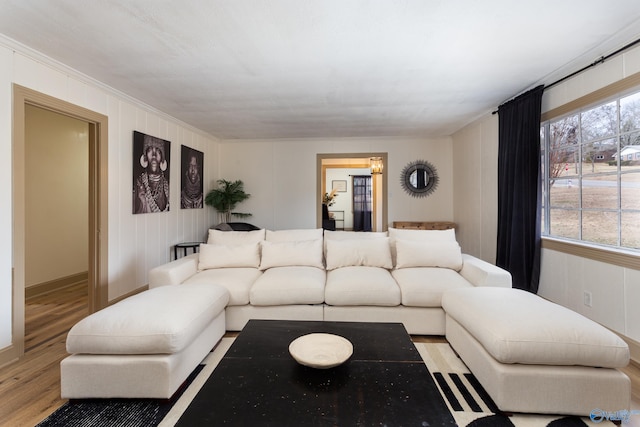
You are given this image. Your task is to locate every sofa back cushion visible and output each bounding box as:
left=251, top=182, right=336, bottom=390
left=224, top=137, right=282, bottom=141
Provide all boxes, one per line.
left=324, top=230, right=388, bottom=240
left=207, top=228, right=265, bottom=246
left=325, top=238, right=393, bottom=270
left=388, top=227, right=456, bottom=242
left=389, top=227, right=457, bottom=266
left=266, top=228, right=323, bottom=242
left=323, top=230, right=388, bottom=258
left=259, top=239, right=324, bottom=270
left=395, top=240, right=463, bottom=271
left=198, top=242, right=260, bottom=269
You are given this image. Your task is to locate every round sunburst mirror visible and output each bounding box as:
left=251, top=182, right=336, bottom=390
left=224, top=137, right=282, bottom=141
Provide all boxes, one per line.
left=400, top=160, right=439, bottom=198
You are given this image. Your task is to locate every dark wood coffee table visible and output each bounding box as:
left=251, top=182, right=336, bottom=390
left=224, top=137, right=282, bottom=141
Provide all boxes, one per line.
left=176, top=320, right=456, bottom=426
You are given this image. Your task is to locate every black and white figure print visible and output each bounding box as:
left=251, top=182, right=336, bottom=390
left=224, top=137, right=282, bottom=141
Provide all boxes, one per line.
left=180, top=145, right=204, bottom=209
left=132, top=131, right=171, bottom=214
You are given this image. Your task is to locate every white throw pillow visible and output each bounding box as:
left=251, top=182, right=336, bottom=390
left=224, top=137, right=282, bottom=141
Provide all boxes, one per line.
left=266, top=228, right=323, bottom=242
left=259, top=239, right=324, bottom=270
left=325, top=238, right=393, bottom=270
left=207, top=229, right=265, bottom=246
left=198, top=243, right=260, bottom=269
left=395, top=239, right=463, bottom=270
left=388, top=227, right=457, bottom=265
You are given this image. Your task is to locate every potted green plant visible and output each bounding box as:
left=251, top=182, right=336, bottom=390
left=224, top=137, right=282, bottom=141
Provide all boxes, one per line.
left=205, top=179, right=252, bottom=223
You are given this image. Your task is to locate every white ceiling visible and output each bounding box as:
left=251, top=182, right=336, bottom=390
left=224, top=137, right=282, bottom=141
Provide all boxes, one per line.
left=2, top=1, right=640, bottom=140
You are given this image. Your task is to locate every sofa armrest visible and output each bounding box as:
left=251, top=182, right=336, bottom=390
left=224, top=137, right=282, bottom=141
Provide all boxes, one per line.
left=459, top=254, right=512, bottom=288
left=148, top=253, right=199, bottom=288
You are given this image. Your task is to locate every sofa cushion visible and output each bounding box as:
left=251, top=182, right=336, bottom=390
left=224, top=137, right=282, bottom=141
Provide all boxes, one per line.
left=183, top=267, right=262, bottom=306
left=325, top=266, right=400, bottom=306
left=323, top=230, right=388, bottom=257
left=325, top=238, right=393, bottom=270
left=198, top=243, right=260, bottom=269
left=66, top=283, right=229, bottom=355
left=207, top=228, right=265, bottom=245
left=392, top=267, right=472, bottom=307
left=442, top=287, right=630, bottom=368
left=389, top=227, right=456, bottom=242
left=389, top=227, right=456, bottom=264
left=266, top=228, right=323, bottom=242
left=324, top=230, right=388, bottom=240
left=395, top=240, right=463, bottom=270
left=259, top=239, right=324, bottom=270
left=250, top=266, right=326, bottom=305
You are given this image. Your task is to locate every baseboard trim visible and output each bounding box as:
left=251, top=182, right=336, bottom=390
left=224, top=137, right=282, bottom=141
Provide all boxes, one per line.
left=109, top=285, right=148, bottom=306
left=25, top=272, right=88, bottom=299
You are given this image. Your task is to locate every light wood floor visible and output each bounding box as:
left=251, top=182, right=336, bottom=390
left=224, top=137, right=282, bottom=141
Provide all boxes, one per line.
left=0, top=282, right=88, bottom=427
left=1, top=283, right=639, bottom=427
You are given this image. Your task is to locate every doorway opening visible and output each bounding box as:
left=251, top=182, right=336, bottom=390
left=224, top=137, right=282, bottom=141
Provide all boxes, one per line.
left=8, top=85, right=108, bottom=364
left=316, top=153, right=388, bottom=232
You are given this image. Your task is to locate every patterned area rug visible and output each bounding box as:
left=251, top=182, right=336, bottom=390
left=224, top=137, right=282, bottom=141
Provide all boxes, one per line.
left=38, top=339, right=613, bottom=426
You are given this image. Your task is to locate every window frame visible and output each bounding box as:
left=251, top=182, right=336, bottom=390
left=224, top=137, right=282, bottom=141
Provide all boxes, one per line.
left=540, top=72, right=640, bottom=268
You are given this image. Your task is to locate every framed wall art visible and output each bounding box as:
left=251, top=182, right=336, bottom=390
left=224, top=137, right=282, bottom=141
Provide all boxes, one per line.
left=180, top=145, right=204, bottom=209
left=132, top=131, right=171, bottom=214
left=332, top=180, right=347, bottom=192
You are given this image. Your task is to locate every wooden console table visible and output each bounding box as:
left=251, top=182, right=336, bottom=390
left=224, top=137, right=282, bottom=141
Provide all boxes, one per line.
left=392, top=221, right=456, bottom=230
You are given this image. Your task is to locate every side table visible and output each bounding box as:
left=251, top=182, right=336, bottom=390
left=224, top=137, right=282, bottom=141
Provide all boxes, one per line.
left=174, top=242, right=202, bottom=260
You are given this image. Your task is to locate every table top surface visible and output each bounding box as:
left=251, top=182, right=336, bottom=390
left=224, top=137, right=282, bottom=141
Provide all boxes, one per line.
left=174, top=241, right=202, bottom=247
left=176, top=320, right=456, bottom=426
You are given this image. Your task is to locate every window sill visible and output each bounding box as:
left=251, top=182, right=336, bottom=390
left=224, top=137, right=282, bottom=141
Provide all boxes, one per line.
left=541, top=237, right=640, bottom=271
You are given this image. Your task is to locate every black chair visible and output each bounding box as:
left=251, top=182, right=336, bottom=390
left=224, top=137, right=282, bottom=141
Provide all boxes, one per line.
left=322, top=204, right=336, bottom=231
left=212, top=222, right=261, bottom=231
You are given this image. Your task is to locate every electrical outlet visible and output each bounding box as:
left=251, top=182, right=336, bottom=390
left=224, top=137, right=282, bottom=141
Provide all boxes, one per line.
left=583, top=291, right=593, bottom=307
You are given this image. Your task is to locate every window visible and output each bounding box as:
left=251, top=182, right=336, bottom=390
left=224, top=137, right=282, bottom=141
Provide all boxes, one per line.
left=541, top=89, right=640, bottom=251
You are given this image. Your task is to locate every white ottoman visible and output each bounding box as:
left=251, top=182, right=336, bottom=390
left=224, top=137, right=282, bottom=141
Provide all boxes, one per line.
left=61, top=282, right=229, bottom=399
left=442, top=287, right=631, bottom=416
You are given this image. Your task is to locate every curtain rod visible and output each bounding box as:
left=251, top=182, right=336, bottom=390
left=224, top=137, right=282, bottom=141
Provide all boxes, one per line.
left=492, top=36, right=640, bottom=114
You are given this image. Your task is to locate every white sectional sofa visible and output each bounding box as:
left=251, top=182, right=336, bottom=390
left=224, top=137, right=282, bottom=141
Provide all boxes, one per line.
left=148, top=227, right=513, bottom=335
left=62, top=227, right=631, bottom=415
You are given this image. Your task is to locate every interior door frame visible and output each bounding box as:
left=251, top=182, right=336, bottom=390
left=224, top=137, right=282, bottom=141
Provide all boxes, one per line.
left=317, top=152, right=388, bottom=231
left=8, top=84, right=108, bottom=363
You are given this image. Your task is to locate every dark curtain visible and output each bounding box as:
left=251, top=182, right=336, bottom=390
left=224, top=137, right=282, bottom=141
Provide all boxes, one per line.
left=496, top=85, right=544, bottom=293
left=416, top=169, right=426, bottom=188
left=352, top=175, right=372, bottom=231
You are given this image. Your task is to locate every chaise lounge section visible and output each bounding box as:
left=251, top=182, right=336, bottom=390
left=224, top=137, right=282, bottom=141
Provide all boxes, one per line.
left=442, top=287, right=631, bottom=416
left=61, top=282, right=228, bottom=399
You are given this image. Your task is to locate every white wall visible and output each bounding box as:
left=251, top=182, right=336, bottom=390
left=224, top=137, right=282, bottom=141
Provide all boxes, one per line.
left=218, top=136, right=455, bottom=231
left=0, top=36, right=220, bottom=352
left=0, top=41, right=13, bottom=349
left=539, top=250, right=640, bottom=344
left=451, top=114, right=499, bottom=263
